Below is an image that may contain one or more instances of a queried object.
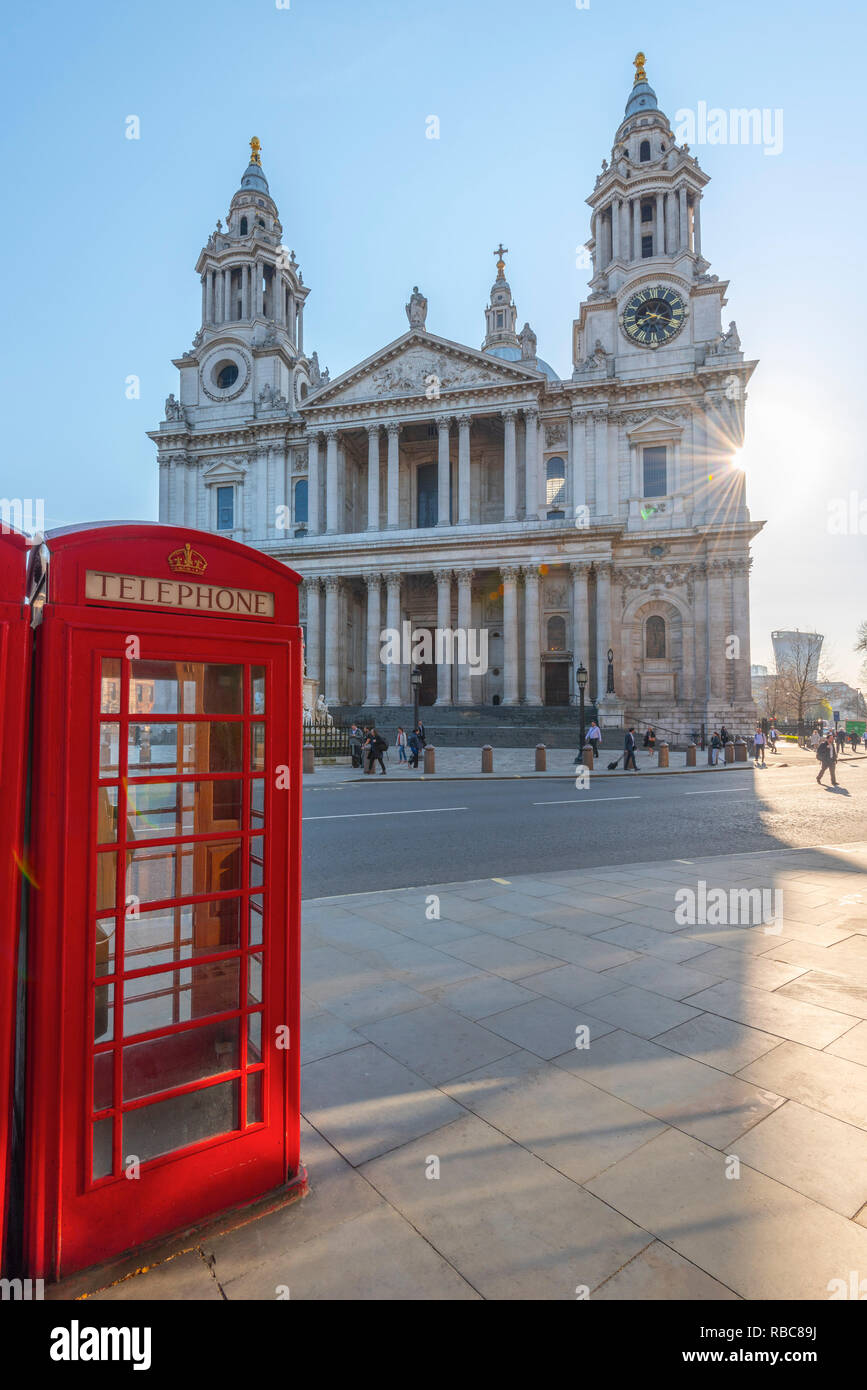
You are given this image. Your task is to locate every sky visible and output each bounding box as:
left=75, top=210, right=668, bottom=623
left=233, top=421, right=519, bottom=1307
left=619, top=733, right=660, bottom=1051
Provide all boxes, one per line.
left=2, top=0, right=865, bottom=684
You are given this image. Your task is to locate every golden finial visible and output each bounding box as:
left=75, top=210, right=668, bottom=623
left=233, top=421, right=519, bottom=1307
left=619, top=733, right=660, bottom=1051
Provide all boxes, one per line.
left=250, top=136, right=262, bottom=166
left=633, top=52, right=647, bottom=85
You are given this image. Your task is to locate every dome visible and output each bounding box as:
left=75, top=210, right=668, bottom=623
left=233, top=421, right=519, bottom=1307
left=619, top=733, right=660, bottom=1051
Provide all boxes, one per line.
left=240, top=160, right=270, bottom=195
left=624, top=79, right=658, bottom=119
left=485, top=343, right=560, bottom=382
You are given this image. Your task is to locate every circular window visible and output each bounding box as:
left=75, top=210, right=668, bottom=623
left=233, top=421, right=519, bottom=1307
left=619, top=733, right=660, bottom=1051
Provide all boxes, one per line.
left=216, top=362, right=239, bottom=390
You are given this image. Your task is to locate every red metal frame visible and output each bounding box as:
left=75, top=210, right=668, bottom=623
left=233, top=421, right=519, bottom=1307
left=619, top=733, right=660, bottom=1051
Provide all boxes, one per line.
left=23, top=526, right=302, bottom=1279
left=0, top=529, right=30, bottom=1270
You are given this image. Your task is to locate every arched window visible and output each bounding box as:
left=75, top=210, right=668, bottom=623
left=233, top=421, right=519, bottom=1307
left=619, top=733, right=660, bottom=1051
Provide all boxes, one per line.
left=547, top=616, right=566, bottom=651
left=240, top=216, right=248, bottom=235
left=646, top=615, right=666, bottom=658
left=546, top=456, right=566, bottom=517
left=639, top=139, right=651, bottom=162
left=294, top=479, right=308, bottom=526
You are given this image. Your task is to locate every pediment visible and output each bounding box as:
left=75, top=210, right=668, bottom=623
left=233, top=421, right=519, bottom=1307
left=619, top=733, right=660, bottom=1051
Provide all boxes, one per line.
left=302, top=330, right=543, bottom=409
left=202, top=457, right=248, bottom=483
left=625, top=412, right=685, bottom=441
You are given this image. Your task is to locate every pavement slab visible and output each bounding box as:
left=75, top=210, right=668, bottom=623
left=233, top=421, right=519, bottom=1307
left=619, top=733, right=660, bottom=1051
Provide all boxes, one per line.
left=737, top=1040, right=867, bottom=1131
left=732, top=1100, right=867, bottom=1218
left=684, top=978, right=858, bottom=1048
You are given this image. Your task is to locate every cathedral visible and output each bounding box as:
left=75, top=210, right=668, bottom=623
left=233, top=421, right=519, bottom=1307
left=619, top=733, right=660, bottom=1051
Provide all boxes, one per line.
left=150, top=56, right=763, bottom=737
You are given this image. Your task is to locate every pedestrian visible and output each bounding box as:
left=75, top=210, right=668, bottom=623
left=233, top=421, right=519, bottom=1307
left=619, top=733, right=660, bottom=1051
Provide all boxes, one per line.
left=710, top=729, right=722, bottom=766
left=361, top=728, right=375, bottom=773
left=407, top=729, right=420, bottom=768
left=367, top=726, right=388, bottom=775
left=810, top=727, right=821, bottom=751
left=415, top=720, right=426, bottom=748
left=816, top=732, right=838, bottom=787
left=836, top=728, right=846, bottom=754
left=396, top=726, right=408, bottom=763
left=586, top=719, right=602, bottom=759
left=643, top=726, right=656, bottom=757
left=349, top=722, right=363, bottom=769
left=768, top=723, right=778, bottom=754
left=752, top=724, right=766, bottom=765
left=720, top=724, right=729, bottom=747
left=624, top=726, right=638, bottom=771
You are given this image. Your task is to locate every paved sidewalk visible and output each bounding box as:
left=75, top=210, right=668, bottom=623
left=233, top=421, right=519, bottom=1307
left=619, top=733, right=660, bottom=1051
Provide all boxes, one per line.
left=60, top=840, right=867, bottom=1301
left=304, top=745, right=779, bottom=784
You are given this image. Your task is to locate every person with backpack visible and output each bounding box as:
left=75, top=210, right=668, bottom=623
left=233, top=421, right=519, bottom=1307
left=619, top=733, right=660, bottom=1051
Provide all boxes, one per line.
left=395, top=726, right=408, bottom=763
left=816, top=732, right=838, bottom=787
left=768, top=722, right=778, bottom=754
left=407, top=729, right=420, bottom=768
left=710, top=729, right=722, bottom=766
left=366, top=726, right=388, bottom=775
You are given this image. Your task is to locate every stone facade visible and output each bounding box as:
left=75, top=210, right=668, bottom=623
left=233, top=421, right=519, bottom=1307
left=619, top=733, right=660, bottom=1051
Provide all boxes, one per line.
left=150, top=62, right=764, bottom=738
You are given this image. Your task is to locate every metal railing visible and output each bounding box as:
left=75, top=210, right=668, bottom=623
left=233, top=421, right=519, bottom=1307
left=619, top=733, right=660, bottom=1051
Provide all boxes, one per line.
left=303, top=720, right=350, bottom=757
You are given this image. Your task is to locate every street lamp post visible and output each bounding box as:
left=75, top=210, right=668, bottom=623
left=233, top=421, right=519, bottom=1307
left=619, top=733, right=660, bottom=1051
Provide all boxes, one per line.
left=411, top=665, right=422, bottom=732
left=576, top=662, right=588, bottom=753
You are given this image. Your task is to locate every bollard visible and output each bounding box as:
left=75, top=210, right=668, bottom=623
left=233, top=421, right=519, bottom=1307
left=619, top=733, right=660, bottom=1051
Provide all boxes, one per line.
left=734, top=738, right=747, bottom=762
left=658, top=741, right=669, bottom=768
left=582, top=745, right=594, bottom=772
left=535, top=743, right=546, bottom=772
left=303, top=744, right=315, bottom=774
left=481, top=744, right=494, bottom=773
left=423, top=745, right=435, bottom=774
left=724, top=741, right=735, bottom=764
left=686, top=743, right=696, bottom=768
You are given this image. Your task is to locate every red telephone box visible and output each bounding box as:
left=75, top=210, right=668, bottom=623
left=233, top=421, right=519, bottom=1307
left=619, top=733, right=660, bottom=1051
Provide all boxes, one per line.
left=0, top=528, right=30, bottom=1269
left=23, top=524, right=304, bottom=1279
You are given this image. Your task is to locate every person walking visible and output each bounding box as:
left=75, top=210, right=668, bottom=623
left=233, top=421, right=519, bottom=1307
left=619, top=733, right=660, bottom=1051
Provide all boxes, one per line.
left=753, top=724, right=766, bottom=765
left=624, top=727, right=638, bottom=772
left=415, top=720, right=426, bottom=748
left=719, top=724, right=729, bottom=748
left=407, top=729, right=420, bottom=768
left=810, top=726, right=821, bottom=751
left=768, top=722, right=779, bottom=754
left=349, top=722, right=363, bottom=769
left=643, top=726, right=656, bottom=758
left=710, top=729, right=722, bottom=766
left=367, top=726, right=388, bottom=775
left=816, top=732, right=838, bottom=787
left=396, top=726, right=408, bottom=763
left=361, top=727, right=375, bottom=774
left=836, top=727, right=846, bottom=755
left=586, top=720, right=602, bottom=759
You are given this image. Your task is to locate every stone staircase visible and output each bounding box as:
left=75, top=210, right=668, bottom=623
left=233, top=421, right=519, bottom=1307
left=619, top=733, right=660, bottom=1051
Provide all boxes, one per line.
left=332, top=703, right=606, bottom=749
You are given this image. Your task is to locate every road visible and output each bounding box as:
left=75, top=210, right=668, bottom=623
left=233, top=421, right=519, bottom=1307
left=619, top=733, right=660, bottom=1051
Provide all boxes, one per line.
left=300, top=756, right=865, bottom=898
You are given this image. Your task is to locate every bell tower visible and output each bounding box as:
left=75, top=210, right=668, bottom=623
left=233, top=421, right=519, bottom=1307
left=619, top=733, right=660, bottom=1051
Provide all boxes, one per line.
left=482, top=244, right=519, bottom=351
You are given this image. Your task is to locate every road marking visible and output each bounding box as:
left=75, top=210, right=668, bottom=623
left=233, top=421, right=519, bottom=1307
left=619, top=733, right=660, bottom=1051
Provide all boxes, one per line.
left=533, top=796, right=641, bottom=805
left=684, top=788, right=754, bottom=795
left=491, top=877, right=511, bottom=884
left=303, top=807, right=468, bottom=822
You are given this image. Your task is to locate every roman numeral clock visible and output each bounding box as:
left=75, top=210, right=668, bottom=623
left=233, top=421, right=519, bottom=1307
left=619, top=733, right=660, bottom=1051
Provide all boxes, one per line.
left=620, top=285, right=687, bottom=347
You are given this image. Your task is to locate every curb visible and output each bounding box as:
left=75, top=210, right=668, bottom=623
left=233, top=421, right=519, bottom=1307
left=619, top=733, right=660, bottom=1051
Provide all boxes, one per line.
left=330, top=764, right=778, bottom=783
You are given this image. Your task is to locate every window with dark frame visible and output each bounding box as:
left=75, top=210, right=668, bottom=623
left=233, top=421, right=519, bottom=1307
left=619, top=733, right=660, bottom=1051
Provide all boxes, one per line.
left=642, top=445, right=667, bottom=497
left=216, top=486, right=234, bottom=531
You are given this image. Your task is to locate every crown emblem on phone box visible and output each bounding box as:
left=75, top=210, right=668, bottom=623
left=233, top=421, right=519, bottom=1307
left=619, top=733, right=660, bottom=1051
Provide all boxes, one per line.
left=167, top=542, right=208, bottom=576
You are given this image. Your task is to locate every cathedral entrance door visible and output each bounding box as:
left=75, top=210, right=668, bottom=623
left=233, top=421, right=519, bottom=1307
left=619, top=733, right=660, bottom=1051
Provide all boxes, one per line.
left=418, top=645, right=437, bottom=706
left=544, top=663, right=570, bottom=706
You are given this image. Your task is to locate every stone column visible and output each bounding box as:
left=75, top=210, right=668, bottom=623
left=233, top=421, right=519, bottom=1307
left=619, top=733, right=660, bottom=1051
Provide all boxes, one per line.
left=307, top=433, right=321, bottom=535
left=253, top=259, right=262, bottom=316
left=436, top=415, right=451, bottom=526
left=304, top=578, right=321, bottom=684
left=632, top=199, right=642, bottom=260
left=503, top=409, right=518, bottom=521
left=612, top=199, right=621, bottom=260
left=524, top=409, right=539, bottom=519
left=594, top=411, right=609, bottom=516
left=297, top=302, right=304, bottom=353
left=224, top=267, right=233, bottom=322
left=732, top=559, right=751, bottom=699
left=570, top=561, right=590, bottom=703
left=523, top=565, right=542, bottom=706
left=434, top=569, right=453, bottom=705
left=364, top=573, right=383, bottom=705
left=502, top=565, right=520, bottom=706
left=455, top=569, right=474, bottom=705
left=679, top=187, right=688, bottom=250
left=366, top=424, right=381, bottom=531
left=693, top=561, right=710, bottom=703
left=385, top=573, right=402, bottom=705
left=571, top=409, right=586, bottom=513
left=324, top=576, right=341, bottom=704
left=325, top=429, right=339, bottom=534
left=201, top=275, right=208, bottom=325
left=205, top=271, right=213, bottom=323
left=594, top=562, right=612, bottom=704
left=457, top=414, right=471, bottom=523
left=655, top=192, right=664, bottom=255
left=693, top=195, right=702, bottom=256
left=386, top=422, right=400, bottom=529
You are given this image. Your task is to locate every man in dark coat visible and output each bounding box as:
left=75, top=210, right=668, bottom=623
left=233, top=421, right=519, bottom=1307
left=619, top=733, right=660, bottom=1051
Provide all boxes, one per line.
left=407, top=730, right=420, bottom=768
left=624, top=727, right=638, bottom=771
left=349, top=723, right=363, bottom=769
left=367, top=726, right=388, bottom=775
left=816, top=733, right=838, bottom=787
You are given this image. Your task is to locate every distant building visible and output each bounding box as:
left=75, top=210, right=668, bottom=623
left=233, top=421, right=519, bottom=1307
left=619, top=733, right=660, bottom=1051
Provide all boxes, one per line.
left=817, top=682, right=866, bottom=724
left=751, top=663, right=768, bottom=677
left=771, top=630, right=823, bottom=683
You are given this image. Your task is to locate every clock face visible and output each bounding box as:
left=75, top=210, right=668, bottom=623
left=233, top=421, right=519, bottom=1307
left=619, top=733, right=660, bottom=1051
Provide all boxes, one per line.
left=620, top=286, right=686, bottom=348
